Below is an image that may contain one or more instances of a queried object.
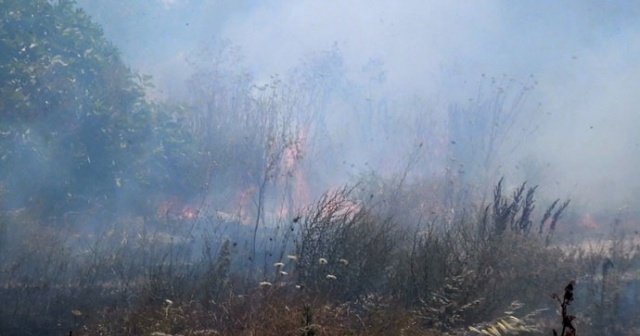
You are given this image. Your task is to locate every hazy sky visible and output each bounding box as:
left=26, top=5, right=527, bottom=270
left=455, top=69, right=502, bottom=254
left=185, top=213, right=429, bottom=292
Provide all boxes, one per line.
left=79, top=0, right=640, bottom=211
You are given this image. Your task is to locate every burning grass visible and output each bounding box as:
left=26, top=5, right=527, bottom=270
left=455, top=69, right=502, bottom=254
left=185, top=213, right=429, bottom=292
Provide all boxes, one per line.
left=1, top=180, right=639, bottom=335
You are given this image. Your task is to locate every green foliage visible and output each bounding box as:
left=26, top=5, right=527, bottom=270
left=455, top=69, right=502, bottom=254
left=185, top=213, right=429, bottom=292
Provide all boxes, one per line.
left=0, top=0, right=133, bottom=120
left=0, top=0, right=200, bottom=217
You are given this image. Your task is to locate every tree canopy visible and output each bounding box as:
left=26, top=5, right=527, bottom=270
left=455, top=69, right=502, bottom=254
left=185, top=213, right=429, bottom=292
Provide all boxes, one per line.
left=0, top=0, right=198, bottom=218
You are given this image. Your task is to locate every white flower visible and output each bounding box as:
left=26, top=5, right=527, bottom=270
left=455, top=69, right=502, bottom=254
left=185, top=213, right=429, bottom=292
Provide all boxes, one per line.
left=319, top=258, right=328, bottom=265
left=287, top=255, right=298, bottom=261
left=259, top=281, right=273, bottom=287
left=326, top=274, right=337, bottom=280
left=280, top=271, right=288, bottom=276
left=274, top=262, right=285, bottom=267
left=339, top=258, right=349, bottom=265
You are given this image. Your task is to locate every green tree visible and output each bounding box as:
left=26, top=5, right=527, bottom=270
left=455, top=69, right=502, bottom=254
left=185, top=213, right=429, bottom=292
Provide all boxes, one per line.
left=0, top=0, right=197, bottom=218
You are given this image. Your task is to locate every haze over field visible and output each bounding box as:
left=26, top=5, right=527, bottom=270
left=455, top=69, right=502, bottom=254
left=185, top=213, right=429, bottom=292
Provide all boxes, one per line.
left=78, top=0, right=640, bottom=212
left=2, top=2, right=640, bottom=334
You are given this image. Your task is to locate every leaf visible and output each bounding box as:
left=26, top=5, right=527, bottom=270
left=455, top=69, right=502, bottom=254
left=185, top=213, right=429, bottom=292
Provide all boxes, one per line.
left=50, top=55, right=68, bottom=66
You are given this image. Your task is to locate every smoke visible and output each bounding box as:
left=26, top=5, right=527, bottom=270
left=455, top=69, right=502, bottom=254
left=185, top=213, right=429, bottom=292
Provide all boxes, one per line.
left=77, top=0, right=640, bottom=212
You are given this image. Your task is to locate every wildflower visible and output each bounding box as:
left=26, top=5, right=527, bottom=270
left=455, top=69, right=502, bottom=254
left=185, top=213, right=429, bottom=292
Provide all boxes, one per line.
left=339, top=258, right=349, bottom=265
left=319, top=258, right=328, bottom=265
left=259, top=281, right=273, bottom=287
left=274, top=262, right=285, bottom=267
left=287, top=255, right=298, bottom=261
left=326, top=274, right=337, bottom=280
left=71, top=310, right=82, bottom=317
left=164, top=299, right=173, bottom=305
left=280, top=271, right=288, bottom=276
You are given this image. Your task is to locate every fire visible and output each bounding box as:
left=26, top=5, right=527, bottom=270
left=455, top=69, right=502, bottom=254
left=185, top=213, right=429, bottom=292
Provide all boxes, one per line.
left=234, top=187, right=255, bottom=225
left=156, top=199, right=199, bottom=222
left=230, top=130, right=313, bottom=224
left=281, top=131, right=312, bottom=208
left=579, top=213, right=599, bottom=230
left=152, top=131, right=315, bottom=227
left=320, top=188, right=361, bottom=220
left=181, top=207, right=197, bottom=220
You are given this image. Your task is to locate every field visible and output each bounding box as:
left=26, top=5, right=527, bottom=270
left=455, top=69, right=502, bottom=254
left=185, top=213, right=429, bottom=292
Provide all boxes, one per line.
left=1, top=181, right=639, bottom=336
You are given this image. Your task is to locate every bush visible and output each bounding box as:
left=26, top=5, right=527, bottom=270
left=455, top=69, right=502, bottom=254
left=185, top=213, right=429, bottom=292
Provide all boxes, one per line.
left=293, top=186, right=399, bottom=301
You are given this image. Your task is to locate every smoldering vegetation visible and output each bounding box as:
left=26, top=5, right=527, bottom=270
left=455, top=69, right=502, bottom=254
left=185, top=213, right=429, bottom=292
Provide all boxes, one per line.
left=1, top=1, right=640, bottom=335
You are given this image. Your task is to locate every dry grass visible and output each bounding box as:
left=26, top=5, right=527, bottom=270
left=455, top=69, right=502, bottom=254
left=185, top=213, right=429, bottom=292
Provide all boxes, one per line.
left=2, top=181, right=640, bottom=335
